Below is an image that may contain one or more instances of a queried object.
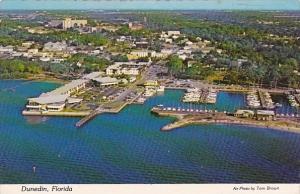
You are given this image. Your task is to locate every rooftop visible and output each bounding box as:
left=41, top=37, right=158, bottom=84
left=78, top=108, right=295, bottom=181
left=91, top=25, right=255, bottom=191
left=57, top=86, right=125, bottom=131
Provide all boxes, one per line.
left=49, top=79, right=88, bottom=95
left=29, top=94, right=69, bottom=104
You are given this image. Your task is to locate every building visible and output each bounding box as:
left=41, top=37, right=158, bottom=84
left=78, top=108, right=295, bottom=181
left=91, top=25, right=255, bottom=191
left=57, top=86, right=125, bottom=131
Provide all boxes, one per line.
left=167, top=31, right=181, bottom=36
left=106, top=63, right=142, bottom=76
left=235, top=109, right=255, bottom=118
left=49, top=79, right=88, bottom=96
left=63, top=18, right=87, bottom=30
left=25, top=79, right=88, bottom=112
left=0, top=46, right=14, bottom=53
left=92, top=77, right=119, bottom=86
left=22, top=41, right=35, bottom=48
left=127, top=50, right=149, bottom=60
left=43, top=42, right=67, bottom=52
left=144, top=80, right=158, bottom=87
left=134, top=41, right=149, bottom=49
left=128, top=22, right=144, bottom=30
left=27, top=94, right=69, bottom=112
left=256, top=110, right=275, bottom=121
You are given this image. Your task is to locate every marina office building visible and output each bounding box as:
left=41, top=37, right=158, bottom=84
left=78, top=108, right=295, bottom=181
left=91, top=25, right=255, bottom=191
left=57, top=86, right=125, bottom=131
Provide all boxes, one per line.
left=26, top=79, right=88, bottom=112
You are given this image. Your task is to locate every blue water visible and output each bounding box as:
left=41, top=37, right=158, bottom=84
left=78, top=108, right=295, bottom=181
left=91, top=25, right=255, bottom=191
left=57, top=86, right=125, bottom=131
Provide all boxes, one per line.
left=1, top=0, right=300, bottom=10
left=0, top=80, right=299, bottom=183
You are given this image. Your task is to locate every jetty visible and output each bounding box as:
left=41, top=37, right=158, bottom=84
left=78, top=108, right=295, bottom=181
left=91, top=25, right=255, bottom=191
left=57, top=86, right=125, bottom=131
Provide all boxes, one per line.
left=75, top=107, right=103, bottom=127
left=151, top=105, right=300, bottom=132
left=75, top=90, right=142, bottom=128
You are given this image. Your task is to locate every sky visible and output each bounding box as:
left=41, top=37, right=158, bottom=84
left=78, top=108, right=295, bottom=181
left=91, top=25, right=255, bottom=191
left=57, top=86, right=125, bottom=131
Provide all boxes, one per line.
left=0, top=0, right=300, bottom=10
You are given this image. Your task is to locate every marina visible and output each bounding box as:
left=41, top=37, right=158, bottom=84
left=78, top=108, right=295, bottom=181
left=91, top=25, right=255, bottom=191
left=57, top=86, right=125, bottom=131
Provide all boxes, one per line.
left=258, top=90, right=275, bottom=109
left=0, top=80, right=300, bottom=184
left=182, top=88, right=217, bottom=104
left=246, top=90, right=261, bottom=108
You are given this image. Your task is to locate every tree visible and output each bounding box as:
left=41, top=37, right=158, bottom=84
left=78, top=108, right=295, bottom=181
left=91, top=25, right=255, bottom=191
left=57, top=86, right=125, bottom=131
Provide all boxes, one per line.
left=167, top=55, right=184, bottom=76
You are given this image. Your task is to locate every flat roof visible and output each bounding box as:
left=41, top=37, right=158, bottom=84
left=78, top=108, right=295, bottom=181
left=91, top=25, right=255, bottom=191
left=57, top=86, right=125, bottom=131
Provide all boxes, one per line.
left=29, top=94, right=69, bottom=104
left=92, top=77, right=119, bottom=84
left=49, top=79, right=88, bottom=95
left=236, top=109, right=255, bottom=114
left=83, top=72, right=103, bottom=80
left=257, top=110, right=275, bottom=115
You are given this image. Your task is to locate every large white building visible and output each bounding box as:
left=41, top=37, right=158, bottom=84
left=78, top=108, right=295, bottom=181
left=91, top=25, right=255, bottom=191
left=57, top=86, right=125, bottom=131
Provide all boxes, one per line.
left=63, top=18, right=87, bottom=30
left=26, top=79, right=88, bottom=112
left=43, top=42, right=68, bottom=52
left=106, top=63, right=142, bottom=76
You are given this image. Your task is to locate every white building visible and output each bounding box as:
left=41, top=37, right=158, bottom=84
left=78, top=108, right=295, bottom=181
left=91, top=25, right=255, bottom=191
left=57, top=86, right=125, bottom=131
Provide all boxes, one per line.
left=167, top=31, right=181, bottom=36
left=92, top=77, right=119, bottom=86
left=106, top=63, right=141, bottom=76
left=0, top=46, right=14, bottom=53
left=63, top=18, right=87, bottom=29
left=25, top=79, right=88, bottom=112
left=43, top=42, right=67, bottom=52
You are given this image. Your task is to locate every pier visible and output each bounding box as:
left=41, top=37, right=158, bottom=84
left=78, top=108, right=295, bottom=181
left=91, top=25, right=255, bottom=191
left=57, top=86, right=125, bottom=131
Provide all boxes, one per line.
left=258, top=90, right=274, bottom=109
left=75, top=90, right=142, bottom=128
left=75, top=107, right=103, bottom=127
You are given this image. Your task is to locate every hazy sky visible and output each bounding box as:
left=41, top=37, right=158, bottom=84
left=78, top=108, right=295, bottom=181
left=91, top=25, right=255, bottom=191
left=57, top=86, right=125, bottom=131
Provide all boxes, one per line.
left=0, top=0, right=300, bottom=10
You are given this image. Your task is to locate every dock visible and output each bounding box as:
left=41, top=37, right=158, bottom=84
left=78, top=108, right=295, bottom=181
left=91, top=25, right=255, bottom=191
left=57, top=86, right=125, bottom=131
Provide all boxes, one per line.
left=75, top=90, right=142, bottom=128
left=75, top=107, right=103, bottom=127
left=258, top=90, right=275, bottom=109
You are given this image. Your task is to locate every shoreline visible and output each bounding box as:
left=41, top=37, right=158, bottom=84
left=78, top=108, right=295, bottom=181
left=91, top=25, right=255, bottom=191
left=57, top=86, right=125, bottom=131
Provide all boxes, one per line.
left=1, top=76, right=67, bottom=84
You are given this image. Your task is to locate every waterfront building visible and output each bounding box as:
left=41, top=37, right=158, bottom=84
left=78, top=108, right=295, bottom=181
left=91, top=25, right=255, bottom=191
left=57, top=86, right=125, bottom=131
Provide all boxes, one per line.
left=25, top=79, right=88, bottom=112
left=83, top=72, right=104, bottom=80
left=92, top=77, right=119, bottom=86
left=49, top=79, right=88, bottom=96
left=256, top=110, right=275, bottom=121
left=235, top=109, right=255, bottom=118
left=27, top=94, right=69, bottom=112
